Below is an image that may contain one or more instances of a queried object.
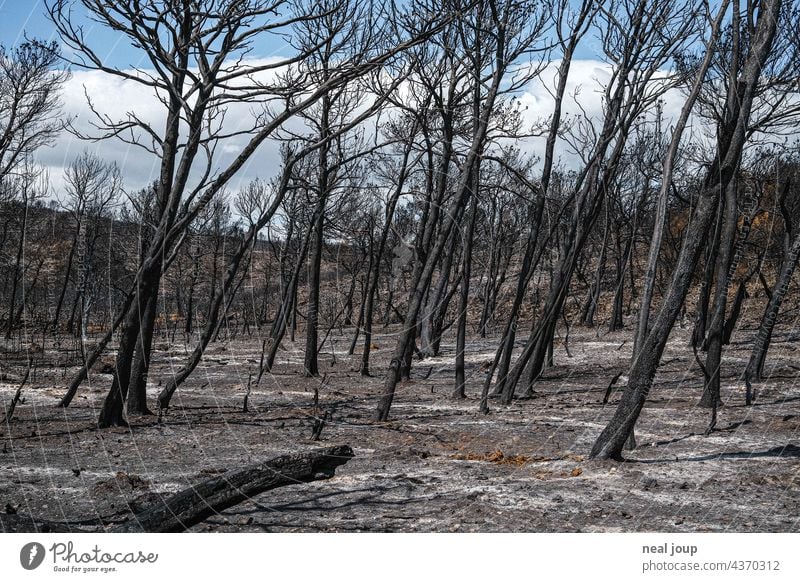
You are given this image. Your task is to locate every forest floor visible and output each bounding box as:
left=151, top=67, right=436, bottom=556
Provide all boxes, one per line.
left=1, top=319, right=799, bottom=532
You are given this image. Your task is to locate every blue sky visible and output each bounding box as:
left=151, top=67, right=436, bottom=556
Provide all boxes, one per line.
left=1, top=1, right=60, bottom=46
left=0, top=0, right=136, bottom=63
left=0, top=0, right=295, bottom=67
left=1, top=0, right=609, bottom=64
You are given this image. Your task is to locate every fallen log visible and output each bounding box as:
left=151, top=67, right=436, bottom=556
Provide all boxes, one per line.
left=0, top=445, right=354, bottom=533
left=113, top=445, right=354, bottom=532
left=0, top=513, right=82, bottom=533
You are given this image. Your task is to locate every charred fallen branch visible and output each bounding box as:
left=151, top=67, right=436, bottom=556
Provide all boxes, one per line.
left=115, top=445, right=354, bottom=532
left=0, top=446, right=354, bottom=533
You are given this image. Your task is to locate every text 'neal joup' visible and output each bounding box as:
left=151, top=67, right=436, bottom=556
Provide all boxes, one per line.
left=642, top=543, right=698, bottom=557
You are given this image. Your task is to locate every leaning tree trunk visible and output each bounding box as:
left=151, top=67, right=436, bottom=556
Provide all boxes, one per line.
left=633, top=0, right=729, bottom=355
left=478, top=17, right=586, bottom=409
left=264, top=203, right=318, bottom=373
left=500, top=33, right=649, bottom=403
left=591, top=185, right=721, bottom=459
left=360, top=144, right=413, bottom=375
left=480, top=190, right=546, bottom=408
left=743, top=227, right=800, bottom=392
left=583, top=204, right=610, bottom=327
left=722, top=278, right=746, bottom=344
left=377, top=46, right=505, bottom=421
left=501, top=156, right=610, bottom=404
left=591, top=0, right=781, bottom=459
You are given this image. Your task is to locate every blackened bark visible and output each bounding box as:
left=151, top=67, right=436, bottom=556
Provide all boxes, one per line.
left=692, top=175, right=724, bottom=349
left=592, top=0, right=782, bottom=459
left=5, top=197, right=27, bottom=339
left=583, top=204, right=609, bottom=327
left=700, top=179, right=738, bottom=408
left=113, top=445, right=354, bottom=533
left=743, top=229, right=800, bottom=387
left=52, top=221, right=80, bottom=332
left=454, top=171, right=479, bottom=398
left=2, top=446, right=354, bottom=533
left=127, top=290, right=157, bottom=415
left=633, top=0, right=729, bottom=355
left=303, top=200, right=326, bottom=377
left=303, top=86, right=332, bottom=378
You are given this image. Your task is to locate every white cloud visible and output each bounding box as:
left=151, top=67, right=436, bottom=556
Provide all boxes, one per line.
left=34, top=58, right=721, bottom=202
left=35, top=59, right=295, bottom=200
left=512, top=59, right=706, bottom=172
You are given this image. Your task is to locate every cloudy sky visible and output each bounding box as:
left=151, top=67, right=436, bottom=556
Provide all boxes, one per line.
left=1, top=0, right=697, bottom=200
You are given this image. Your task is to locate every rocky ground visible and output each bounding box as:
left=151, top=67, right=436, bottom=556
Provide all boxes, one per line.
left=1, top=321, right=799, bottom=532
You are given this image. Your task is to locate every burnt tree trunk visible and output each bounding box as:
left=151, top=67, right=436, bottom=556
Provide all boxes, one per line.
left=454, top=168, right=480, bottom=398
left=114, top=445, right=354, bottom=532
left=127, top=289, right=158, bottom=415
left=1, top=446, right=354, bottom=533
left=591, top=0, right=781, bottom=459
left=360, top=141, right=415, bottom=373
left=743, top=228, right=800, bottom=387
left=303, top=90, right=331, bottom=378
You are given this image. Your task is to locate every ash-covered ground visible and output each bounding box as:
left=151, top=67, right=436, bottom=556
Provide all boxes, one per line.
left=1, top=322, right=799, bottom=532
